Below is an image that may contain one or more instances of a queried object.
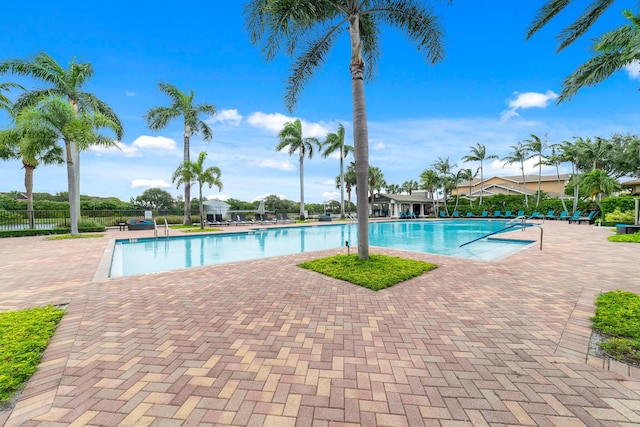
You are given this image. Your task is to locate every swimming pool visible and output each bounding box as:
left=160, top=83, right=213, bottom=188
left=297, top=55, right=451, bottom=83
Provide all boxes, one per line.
left=109, top=220, right=534, bottom=278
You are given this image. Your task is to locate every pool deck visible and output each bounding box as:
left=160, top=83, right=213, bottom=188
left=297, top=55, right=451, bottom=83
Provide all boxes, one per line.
left=1, top=219, right=640, bottom=426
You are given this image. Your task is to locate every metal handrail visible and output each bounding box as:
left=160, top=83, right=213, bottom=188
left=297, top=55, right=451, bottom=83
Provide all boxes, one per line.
left=164, top=219, right=169, bottom=236
left=459, top=219, right=543, bottom=250
left=153, top=219, right=158, bottom=238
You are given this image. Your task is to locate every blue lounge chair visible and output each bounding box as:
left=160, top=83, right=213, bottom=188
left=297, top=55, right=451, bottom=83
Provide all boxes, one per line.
left=492, top=210, right=502, bottom=218
left=528, top=211, right=544, bottom=219
left=208, top=213, right=229, bottom=226
left=439, top=211, right=448, bottom=218
left=480, top=211, right=489, bottom=217
left=543, top=210, right=556, bottom=220
left=465, top=212, right=473, bottom=218
left=452, top=211, right=460, bottom=218
left=516, top=210, right=525, bottom=218
left=502, top=210, right=513, bottom=218
left=566, top=211, right=582, bottom=223
left=573, top=210, right=599, bottom=224
left=556, top=211, right=569, bottom=220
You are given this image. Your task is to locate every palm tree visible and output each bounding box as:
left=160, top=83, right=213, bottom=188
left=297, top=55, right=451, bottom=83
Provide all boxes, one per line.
left=456, top=168, right=478, bottom=209
left=562, top=138, right=587, bottom=213
left=419, top=168, right=440, bottom=214
left=172, top=151, right=223, bottom=229
left=145, top=82, right=216, bottom=225
left=461, top=143, right=497, bottom=206
left=432, top=157, right=456, bottom=215
left=277, top=119, right=320, bottom=219
left=368, top=166, right=385, bottom=216
left=541, top=144, right=569, bottom=212
left=0, top=113, right=64, bottom=228
left=344, top=162, right=357, bottom=215
left=580, top=169, right=621, bottom=210
left=245, top=0, right=448, bottom=259
left=14, top=97, right=120, bottom=229
left=524, top=134, right=547, bottom=208
left=402, top=180, right=420, bottom=195
left=0, top=52, right=123, bottom=234
left=322, top=124, right=353, bottom=219
left=502, top=142, right=530, bottom=207
left=385, top=183, right=402, bottom=194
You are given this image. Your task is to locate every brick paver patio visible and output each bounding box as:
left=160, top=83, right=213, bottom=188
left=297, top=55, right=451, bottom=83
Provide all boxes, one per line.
left=1, top=220, right=639, bottom=426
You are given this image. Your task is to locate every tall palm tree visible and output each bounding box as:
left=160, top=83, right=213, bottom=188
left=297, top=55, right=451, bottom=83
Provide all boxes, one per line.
left=524, top=134, right=547, bottom=208
left=432, top=157, right=456, bottom=215
left=277, top=119, right=320, bottom=219
left=0, top=52, right=123, bottom=234
left=322, top=124, right=353, bottom=219
left=15, top=97, right=120, bottom=229
left=245, top=0, right=448, bottom=259
left=580, top=169, right=621, bottom=210
left=562, top=138, right=587, bottom=213
left=145, top=82, right=216, bottom=225
left=502, top=142, right=530, bottom=207
left=461, top=143, right=497, bottom=206
left=402, top=180, right=419, bottom=195
left=0, top=114, right=64, bottom=228
left=172, top=151, right=223, bottom=230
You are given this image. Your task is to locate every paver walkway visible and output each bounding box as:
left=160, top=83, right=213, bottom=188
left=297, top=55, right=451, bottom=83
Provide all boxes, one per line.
left=1, top=220, right=640, bottom=426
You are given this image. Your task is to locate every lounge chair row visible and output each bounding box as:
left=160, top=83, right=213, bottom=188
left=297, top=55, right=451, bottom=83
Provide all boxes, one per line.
left=206, top=213, right=296, bottom=227
left=437, top=209, right=599, bottom=223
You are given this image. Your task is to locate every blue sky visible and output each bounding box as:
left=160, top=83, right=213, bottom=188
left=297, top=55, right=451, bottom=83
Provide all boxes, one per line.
left=1, top=1, right=639, bottom=204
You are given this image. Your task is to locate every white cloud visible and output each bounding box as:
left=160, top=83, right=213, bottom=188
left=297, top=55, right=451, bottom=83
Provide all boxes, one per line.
left=130, top=179, right=172, bottom=189
left=246, top=111, right=331, bottom=138
left=625, top=61, right=640, bottom=80
left=501, top=90, right=558, bottom=121
left=252, top=193, right=288, bottom=202
left=373, top=142, right=385, bottom=150
left=206, top=194, right=229, bottom=201
left=322, top=179, right=335, bottom=185
left=207, top=109, right=243, bottom=126
left=125, top=90, right=136, bottom=97
left=132, top=135, right=177, bottom=150
left=322, top=191, right=340, bottom=200
left=252, top=158, right=296, bottom=171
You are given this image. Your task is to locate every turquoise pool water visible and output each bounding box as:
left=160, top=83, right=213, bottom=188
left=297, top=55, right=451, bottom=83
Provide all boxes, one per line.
left=109, top=220, right=533, bottom=277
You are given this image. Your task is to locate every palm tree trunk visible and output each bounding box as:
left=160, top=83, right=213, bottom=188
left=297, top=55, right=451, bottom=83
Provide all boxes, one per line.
left=479, top=163, right=484, bottom=205
left=66, top=140, right=79, bottom=235
left=536, top=159, right=542, bottom=208
left=339, top=152, right=345, bottom=219
left=557, top=165, right=568, bottom=212
left=24, top=163, right=35, bottom=229
left=183, top=133, right=192, bottom=224
left=299, top=147, right=305, bottom=219
left=521, top=161, right=529, bottom=208
left=350, top=14, right=369, bottom=259
left=198, top=182, right=205, bottom=229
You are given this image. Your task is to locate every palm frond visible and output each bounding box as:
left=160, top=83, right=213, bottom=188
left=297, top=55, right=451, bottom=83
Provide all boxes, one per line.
left=145, top=106, right=181, bottom=131
left=0, top=52, right=62, bottom=85
left=13, top=89, right=59, bottom=111
left=526, top=0, right=571, bottom=40
left=373, top=0, right=447, bottom=65
left=557, top=0, right=616, bottom=52
left=285, top=28, right=340, bottom=112
left=559, top=52, right=627, bottom=102
left=359, top=14, right=381, bottom=81
left=77, top=92, right=123, bottom=138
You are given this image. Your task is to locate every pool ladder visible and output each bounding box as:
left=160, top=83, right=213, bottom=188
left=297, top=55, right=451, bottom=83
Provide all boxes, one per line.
left=153, top=219, right=170, bottom=238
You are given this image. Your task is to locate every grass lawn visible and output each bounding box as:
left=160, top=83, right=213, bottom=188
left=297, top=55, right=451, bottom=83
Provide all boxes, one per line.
left=169, top=225, right=222, bottom=233
left=592, top=290, right=640, bottom=366
left=0, top=305, right=65, bottom=402
left=299, top=254, right=437, bottom=291
left=44, top=233, right=105, bottom=240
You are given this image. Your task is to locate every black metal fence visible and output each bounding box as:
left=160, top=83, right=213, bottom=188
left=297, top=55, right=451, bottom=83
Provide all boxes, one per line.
left=0, top=209, right=188, bottom=230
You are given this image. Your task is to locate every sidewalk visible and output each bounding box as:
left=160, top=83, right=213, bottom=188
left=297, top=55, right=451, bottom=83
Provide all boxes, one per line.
left=1, top=221, right=639, bottom=426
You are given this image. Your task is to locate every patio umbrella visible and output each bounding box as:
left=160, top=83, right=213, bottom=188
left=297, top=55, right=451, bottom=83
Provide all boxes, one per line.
left=258, top=200, right=266, bottom=215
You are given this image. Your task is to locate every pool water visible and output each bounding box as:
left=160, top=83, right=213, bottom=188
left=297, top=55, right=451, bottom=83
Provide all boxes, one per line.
left=109, top=220, right=534, bottom=277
